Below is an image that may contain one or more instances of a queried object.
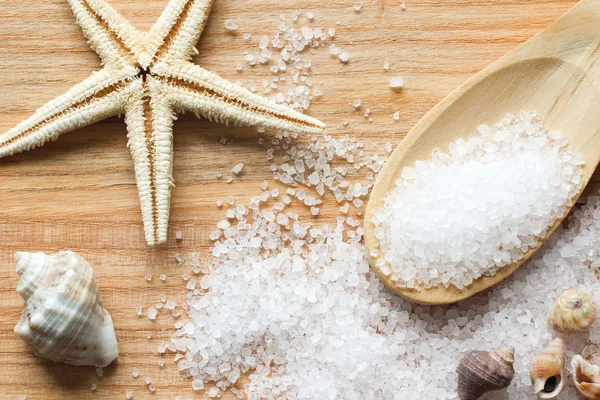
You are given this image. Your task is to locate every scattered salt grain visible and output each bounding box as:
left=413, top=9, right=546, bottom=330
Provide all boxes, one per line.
left=135, top=306, right=142, bottom=316
left=96, top=367, right=103, bottom=378
left=338, top=52, right=350, bottom=63
left=91, top=384, right=97, bottom=391
left=175, top=231, right=183, bottom=240
left=354, top=2, right=363, bottom=11
left=125, top=392, right=133, bottom=400
left=160, top=274, right=167, bottom=282
left=148, top=307, right=158, bottom=320
left=145, top=274, right=152, bottom=282
left=232, top=163, right=244, bottom=174
left=224, top=19, right=237, bottom=31
left=383, top=61, right=390, bottom=71
left=132, top=369, right=139, bottom=378
left=301, top=27, right=313, bottom=40
left=393, top=110, right=400, bottom=121
left=389, top=76, right=404, bottom=89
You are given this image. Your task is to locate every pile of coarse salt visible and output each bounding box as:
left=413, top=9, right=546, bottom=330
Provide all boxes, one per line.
left=169, top=193, right=600, bottom=399
left=372, top=111, right=584, bottom=290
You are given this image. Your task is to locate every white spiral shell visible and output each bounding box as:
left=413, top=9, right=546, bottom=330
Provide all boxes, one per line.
left=14, top=251, right=118, bottom=367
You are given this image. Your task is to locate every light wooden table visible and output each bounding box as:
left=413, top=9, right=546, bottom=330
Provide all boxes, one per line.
left=0, top=0, right=589, bottom=398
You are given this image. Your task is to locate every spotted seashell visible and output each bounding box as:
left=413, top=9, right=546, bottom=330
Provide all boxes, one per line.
left=457, top=347, right=515, bottom=400
left=14, top=251, right=118, bottom=367
left=529, top=338, right=564, bottom=398
left=547, top=289, right=597, bottom=333
left=572, top=355, right=600, bottom=399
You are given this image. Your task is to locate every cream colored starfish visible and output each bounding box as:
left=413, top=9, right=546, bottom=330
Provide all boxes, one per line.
left=0, top=0, right=325, bottom=246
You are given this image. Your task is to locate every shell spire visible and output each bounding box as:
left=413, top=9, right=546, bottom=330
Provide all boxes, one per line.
left=14, top=251, right=119, bottom=367
left=457, top=347, right=515, bottom=400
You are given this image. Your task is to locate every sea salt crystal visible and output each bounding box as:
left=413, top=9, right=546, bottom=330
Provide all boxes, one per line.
left=224, top=19, right=238, bottom=31
left=145, top=274, right=152, bottom=282
left=136, top=306, right=142, bottom=316
left=125, top=392, right=133, bottom=399
left=383, top=61, right=390, bottom=71
left=160, top=274, right=167, bottom=282
left=148, top=307, right=158, bottom=320
left=132, top=369, right=139, bottom=378
left=306, top=12, right=314, bottom=20
left=373, top=112, right=584, bottom=289
left=301, top=27, right=313, bottom=40
left=354, top=2, right=363, bottom=11
left=91, top=384, right=97, bottom=391
left=389, top=76, right=404, bottom=89
left=338, top=52, right=350, bottom=63
left=329, top=44, right=342, bottom=56
left=232, top=163, right=244, bottom=174
left=393, top=111, right=400, bottom=121
left=96, top=367, right=103, bottom=378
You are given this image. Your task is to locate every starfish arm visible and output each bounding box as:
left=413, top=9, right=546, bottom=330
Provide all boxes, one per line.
left=68, top=0, right=145, bottom=67
left=144, top=0, right=213, bottom=66
left=152, top=61, right=326, bottom=134
left=0, top=68, right=136, bottom=159
left=124, top=77, right=175, bottom=246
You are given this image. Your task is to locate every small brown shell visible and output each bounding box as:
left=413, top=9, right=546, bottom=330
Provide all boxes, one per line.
left=457, top=347, right=515, bottom=400
left=547, top=289, right=597, bottom=333
left=572, top=355, right=600, bottom=399
left=529, top=338, right=564, bottom=398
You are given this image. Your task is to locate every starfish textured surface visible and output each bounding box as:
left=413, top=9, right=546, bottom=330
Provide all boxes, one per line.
left=0, top=0, right=326, bottom=246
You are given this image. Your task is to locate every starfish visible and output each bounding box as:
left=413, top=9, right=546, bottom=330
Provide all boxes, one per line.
left=0, top=0, right=325, bottom=246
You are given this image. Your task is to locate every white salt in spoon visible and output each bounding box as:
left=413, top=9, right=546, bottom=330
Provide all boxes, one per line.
left=365, top=0, right=600, bottom=305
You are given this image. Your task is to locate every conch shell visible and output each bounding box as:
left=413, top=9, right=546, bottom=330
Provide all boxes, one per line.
left=547, top=289, right=597, bottom=333
left=529, top=338, right=564, bottom=398
left=572, top=355, right=600, bottom=399
left=14, top=251, right=118, bottom=367
left=457, top=347, right=515, bottom=400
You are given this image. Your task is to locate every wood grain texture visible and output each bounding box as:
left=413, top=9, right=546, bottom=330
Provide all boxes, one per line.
left=365, top=0, right=600, bottom=305
left=0, top=0, right=590, bottom=398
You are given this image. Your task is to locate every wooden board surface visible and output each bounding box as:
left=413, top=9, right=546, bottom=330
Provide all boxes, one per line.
left=0, top=0, right=592, bottom=398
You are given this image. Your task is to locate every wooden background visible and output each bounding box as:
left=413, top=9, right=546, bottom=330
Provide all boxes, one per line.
left=0, top=0, right=593, bottom=398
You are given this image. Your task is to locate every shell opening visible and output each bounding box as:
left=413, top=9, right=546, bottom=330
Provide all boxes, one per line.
left=575, top=363, right=594, bottom=384
left=543, top=376, right=560, bottom=393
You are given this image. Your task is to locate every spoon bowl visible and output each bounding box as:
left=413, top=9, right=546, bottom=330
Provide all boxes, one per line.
left=365, top=0, right=600, bottom=305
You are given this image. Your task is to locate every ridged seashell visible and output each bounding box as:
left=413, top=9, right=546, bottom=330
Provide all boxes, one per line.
left=457, top=347, right=515, bottom=400
left=14, top=251, right=118, bottom=367
left=529, top=338, right=564, bottom=398
left=547, top=289, right=597, bottom=333
left=572, top=355, right=600, bottom=399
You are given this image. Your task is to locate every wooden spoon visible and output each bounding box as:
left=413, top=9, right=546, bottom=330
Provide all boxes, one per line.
left=364, top=0, right=600, bottom=305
